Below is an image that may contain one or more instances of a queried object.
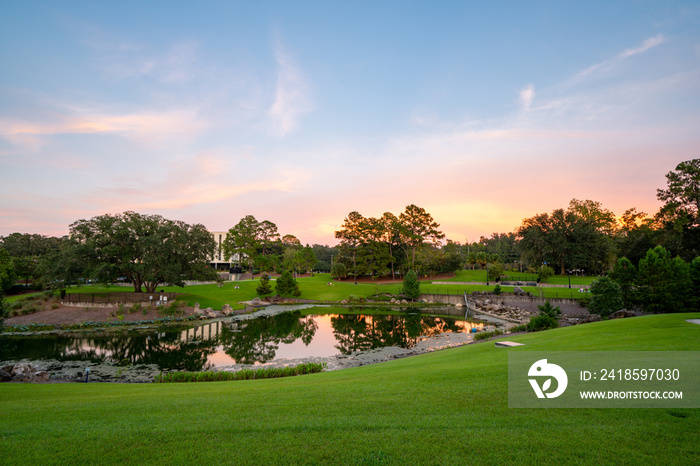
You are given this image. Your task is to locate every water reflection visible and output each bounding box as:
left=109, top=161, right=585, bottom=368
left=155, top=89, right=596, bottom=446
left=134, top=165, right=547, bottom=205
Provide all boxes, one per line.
left=0, top=309, right=485, bottom=371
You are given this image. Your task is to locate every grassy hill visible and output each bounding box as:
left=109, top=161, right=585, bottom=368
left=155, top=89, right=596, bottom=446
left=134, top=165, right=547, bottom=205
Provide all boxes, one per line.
left=1, top=313, right=698, bottom=464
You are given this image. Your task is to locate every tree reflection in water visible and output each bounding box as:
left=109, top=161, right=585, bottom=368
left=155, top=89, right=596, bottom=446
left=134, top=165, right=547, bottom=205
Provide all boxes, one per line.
left=331, top=313, right=462, bottom=355
left=0, top=309, right=473, bottom=370
left=219, top=311, right=318, bottom=364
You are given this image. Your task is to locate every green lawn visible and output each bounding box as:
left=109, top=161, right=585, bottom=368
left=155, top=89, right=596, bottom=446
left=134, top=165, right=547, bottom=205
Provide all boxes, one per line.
left=436, top=269, right=595, bottom=286
left=1, top=313, right=698, bottom=464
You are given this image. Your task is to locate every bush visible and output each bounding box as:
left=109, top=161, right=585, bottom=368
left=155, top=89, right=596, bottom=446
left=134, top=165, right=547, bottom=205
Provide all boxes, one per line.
left=493, top=284, right=502, bottom=296
left=537, top=300, right=561, bottom=318
left=331, top=262, right=347, bottom=280
left=474, top=329, right=504, bottom=341
left=527, top=299, right=561, bottom=331
left=538, top=265, right=555, bottom=283
left=527, top=314, right=559, bottom=331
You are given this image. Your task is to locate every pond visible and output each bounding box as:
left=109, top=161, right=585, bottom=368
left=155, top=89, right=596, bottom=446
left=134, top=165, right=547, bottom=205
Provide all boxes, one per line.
left=0, top=307, right=488, bottom=372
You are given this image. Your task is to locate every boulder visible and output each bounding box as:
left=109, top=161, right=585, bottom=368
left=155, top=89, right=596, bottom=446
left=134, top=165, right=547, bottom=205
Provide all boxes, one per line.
left=455, top=303, right=463, bottom=308
left=514, top=287, right=524, bottom=296
left=194, top=308, right=205, bottom=316
left=206, top=311, right=217, bottom=318
left=194, top=302, right=200, bottom=311
left=222, top=304, right=233, bottom=315
left=609, top=310, right=637, bottom=319
left=0, top=369, right=12, bottom=382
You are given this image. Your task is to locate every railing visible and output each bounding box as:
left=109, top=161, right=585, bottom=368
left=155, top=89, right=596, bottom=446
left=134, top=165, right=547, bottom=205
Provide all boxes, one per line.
left=63, top=292, right=177, bottom=304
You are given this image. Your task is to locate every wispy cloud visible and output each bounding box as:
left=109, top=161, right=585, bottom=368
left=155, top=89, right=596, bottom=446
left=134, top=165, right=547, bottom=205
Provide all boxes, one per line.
left=0, top=106, right=207, bottom=152
left=268, top=40, right=311, bottom=136
left=575, top=34, right=665, bottom=80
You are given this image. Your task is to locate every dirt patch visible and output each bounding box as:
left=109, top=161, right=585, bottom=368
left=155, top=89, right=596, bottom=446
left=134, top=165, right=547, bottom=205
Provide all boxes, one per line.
left=5, top=304, right=196, bottom=326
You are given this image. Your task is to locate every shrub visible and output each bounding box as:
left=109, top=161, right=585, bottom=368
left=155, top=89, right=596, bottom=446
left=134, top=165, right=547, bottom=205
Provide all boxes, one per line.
left=474, top=329, right=504, bottom=341
left=538, top=265, right=555, bottom=283
left=256, top=274, right=273, bottom=296
left=537, top=300, right=561, bottom=318
left=130, top=303, right=142, bottom=314
left=331, top=262, right=347, bottom=280
left=527, top=299, right=561, bottom=331
left=527, top=314, right=559, bottom=331
left=493, top=284, right=502, bottom=296
left=402, top=270, right=420, bottom=301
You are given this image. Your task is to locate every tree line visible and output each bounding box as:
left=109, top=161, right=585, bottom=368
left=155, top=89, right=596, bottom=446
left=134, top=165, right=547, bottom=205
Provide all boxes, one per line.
left=1, top=159, right=698, bottom=296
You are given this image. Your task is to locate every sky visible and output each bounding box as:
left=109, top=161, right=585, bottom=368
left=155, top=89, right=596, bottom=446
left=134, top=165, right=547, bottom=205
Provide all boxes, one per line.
left=1, top=1, right=699, bottom=245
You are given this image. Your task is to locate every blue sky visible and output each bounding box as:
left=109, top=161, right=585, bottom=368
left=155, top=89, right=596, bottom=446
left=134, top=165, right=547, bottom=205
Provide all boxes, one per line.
left=1, top=1, right=699, bottom=244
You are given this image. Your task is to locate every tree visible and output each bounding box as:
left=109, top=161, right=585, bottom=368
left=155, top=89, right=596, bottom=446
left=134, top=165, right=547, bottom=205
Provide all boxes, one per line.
left=257, top=220, right=280, bottom=255
left=517, top=201, right=615, bottom=275
left=276, top=270, right=301, bottom=297
left=0, top=249, right=16, bottom=293
left=223, top=215, right=260, bottom=274
left=588, top=276, right=623, bottom=318
left=399, top=204, right=444, bottom=268
left=657, top=159, right=700, bottom=227
left=656, top=159, right=700, bottom=260
left=335, top=211, right=365, bottom=283
left=66, top=211, right=217, bottom=293
left=299, top=244, right=317, bottom=275
left=402, top=270, right=420, bottom=301
left=380, top=212, right=403, bottom=279
left=636, top=246, right=692, bottom=314
left=609, top=257, right=637, bottom=309
left=256, top=274, right=273, bottom=297
left=487, top=262, right=504, bottom=282
left=331, top=262, right=347, bottom=280
left=615, top=208, right=658, bottom=266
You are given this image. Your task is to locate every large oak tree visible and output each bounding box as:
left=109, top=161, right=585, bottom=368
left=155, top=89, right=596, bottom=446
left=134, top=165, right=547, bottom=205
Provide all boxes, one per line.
left=67, top=211, right=216, bottom=292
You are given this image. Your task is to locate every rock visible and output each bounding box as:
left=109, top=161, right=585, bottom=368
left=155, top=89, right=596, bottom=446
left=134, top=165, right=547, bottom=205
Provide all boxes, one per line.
left=34, top=371, right=50, bottom=382
left=222, top=304, right=233, bottom=315
left=609, top=310, right=637, bottom=319
left=0, top=369, right=12, bottom=382
left=194, top=302, right=200, bottom=311
left=455, top=303, right=463, bottom=308
left=401, top=299, right=408, bottom=304
left=484, top=299, right=490, bottom=305
left=251, top=297, right=262, bottom=306
left=582, top=314, right=602, bottom=323
left=514, top=287, right=524, bottom=295
left=390, top=298, right=396, bottom=303
left=206, top=311, right=217, bottom=318
left=194, top=308, right=205, bottom=316
left=11, top=363, right=36, bottom=377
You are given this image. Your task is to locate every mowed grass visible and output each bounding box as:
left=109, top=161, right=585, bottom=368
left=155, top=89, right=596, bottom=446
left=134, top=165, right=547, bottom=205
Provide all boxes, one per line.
left=437, top=269, right=595, bottom=286
left=1, top=313, right=698, bottom=464
left=63, top=274, right=405, bottom=310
